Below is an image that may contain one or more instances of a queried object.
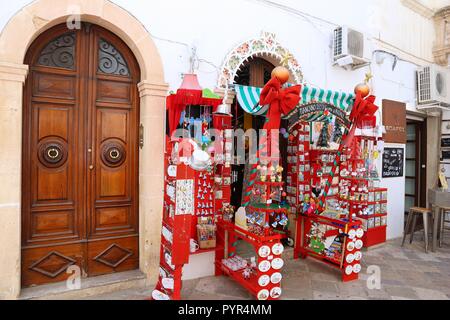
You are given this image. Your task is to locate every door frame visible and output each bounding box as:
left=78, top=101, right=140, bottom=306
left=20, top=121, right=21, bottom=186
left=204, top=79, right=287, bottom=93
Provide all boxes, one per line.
left=0, top=0, right=168, bottom=298
left=405, top=118, right=427, bottom=210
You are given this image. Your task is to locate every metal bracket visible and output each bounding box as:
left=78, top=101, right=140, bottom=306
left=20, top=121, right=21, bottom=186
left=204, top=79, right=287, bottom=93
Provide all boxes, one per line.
left=139, top=124, right=144, bottom=149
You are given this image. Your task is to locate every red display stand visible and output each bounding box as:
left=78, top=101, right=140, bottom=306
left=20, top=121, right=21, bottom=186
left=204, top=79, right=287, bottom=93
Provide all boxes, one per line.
left=216, top=220, right=285, bottom=300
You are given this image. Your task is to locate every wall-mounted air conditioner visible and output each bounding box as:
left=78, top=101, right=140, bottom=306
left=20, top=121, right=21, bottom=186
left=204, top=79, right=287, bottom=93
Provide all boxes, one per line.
left=417, top=65, right=450, bottom=110
left=332, top=26, right=370, bottom=70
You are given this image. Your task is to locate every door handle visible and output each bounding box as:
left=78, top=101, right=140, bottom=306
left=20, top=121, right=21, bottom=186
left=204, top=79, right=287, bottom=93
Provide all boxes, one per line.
left=88, top=148, right=94, bottom=170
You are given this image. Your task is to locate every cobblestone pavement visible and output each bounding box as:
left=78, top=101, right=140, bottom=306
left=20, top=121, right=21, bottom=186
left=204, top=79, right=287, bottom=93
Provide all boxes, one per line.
left=83, top=236, right=450, bottom=300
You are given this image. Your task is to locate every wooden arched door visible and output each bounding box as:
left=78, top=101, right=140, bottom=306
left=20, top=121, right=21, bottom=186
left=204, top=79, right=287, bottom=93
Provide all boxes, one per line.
left=22, top=23, right=140, bottom=287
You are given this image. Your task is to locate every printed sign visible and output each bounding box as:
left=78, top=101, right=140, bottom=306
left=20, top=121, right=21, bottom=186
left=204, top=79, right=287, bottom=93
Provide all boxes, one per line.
left=382, top=100, right=406, bottom=144
left=286, top=102, right=351, bottom=130
left=382, top=148, right=404, bottom=178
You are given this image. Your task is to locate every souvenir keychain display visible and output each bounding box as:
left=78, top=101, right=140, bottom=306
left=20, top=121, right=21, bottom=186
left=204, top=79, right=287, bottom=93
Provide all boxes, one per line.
left=153, top=74, right=223, bottom=300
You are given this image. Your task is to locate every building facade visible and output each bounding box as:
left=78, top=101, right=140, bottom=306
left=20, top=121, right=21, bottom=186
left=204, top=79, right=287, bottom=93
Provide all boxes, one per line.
left=0, top=0, right=449, bottom=299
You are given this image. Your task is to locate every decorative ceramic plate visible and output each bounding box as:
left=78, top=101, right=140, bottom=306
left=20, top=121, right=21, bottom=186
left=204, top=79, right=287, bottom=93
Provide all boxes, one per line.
left=355, top=239, right=363, bottom=250
left=258, top=275, right=270, bottom=287
left=166, top=185, right=175, bottom=198
left=353, top=263, right=362, bottom=273
left=345, top=265, right=353, bottom=275
left=346, top=253, right=355, bottom=264
left=354, top=251, right=362, bottom=261
left=257, top=289, right=269, bottom=301
left=348, top=229, right=356, bottom=239
left=162, top=277, right=174, bottom=290
left=356, top=228, right=364, bottom=238
left=270, top=287, right=282, bottom=299
left=258, top=245, right=271, bottom=258
left=271, top=272, right=282, bottom=284
left=152, top=289, right=170, bottom=300
left=271, top=258, right=284, bottom=270
left=272, top=243, right=284, bottom=255
left=258, top=260, right=271, bottom=273
left=167, top=165, right=177, bottom=177
left=347, top=241, right=355, bottom=252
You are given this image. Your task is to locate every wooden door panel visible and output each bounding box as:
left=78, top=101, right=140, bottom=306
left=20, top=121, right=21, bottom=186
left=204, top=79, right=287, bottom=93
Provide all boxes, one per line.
left=21, top=243, right=85, bottom=287
left=98, top=109, right=129, bottom=144
left=96, top=79, right=132, bottom=104
left=32, top=72, right=76, bottom=100
left=31, top=210, right=75, bottom=237
left=86, top=237, right=138, bottom=276
left=30, top=104, right=75, bottom=204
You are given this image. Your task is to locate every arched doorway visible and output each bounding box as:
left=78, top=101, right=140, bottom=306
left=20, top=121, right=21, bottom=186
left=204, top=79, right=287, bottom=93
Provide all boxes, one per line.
left=230, top=57, right=275, bottom=207
left=21, top=23, right=140, bottom=287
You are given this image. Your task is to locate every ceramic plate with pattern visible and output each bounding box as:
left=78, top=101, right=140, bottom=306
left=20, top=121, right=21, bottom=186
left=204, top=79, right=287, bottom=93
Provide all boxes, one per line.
left=258, top=260, right=271, bottom=273
left=271, top=272, right=282, bottom=284
left=353, top=263, right=362, bottom=273
left=356, top=228, right=364, bottom=239
left=271, top=258, right=284, bottom=270
left=258, top=275, right=270, bottom=287
left=270, top=287, right=282, bottom=299
left=345, top=265, right=353, bottom=275
left=354, top=251, right=362, bottom=261
left=355, top=239, right=363, bottom=250
left=257, top=289, right=269, bottom=301
left=272, top=243, right=284, bottom=255
left=348, top=229, right=356, bottom=239
left=347, top=241, right=355, bottom=251
left=346, top=253, right=355, bottom=264
left=258, top=245, right=271, bottom=258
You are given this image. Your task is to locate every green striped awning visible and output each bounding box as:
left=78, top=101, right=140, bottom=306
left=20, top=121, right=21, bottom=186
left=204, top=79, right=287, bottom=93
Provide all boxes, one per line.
left=234, top=84, right=355, bottom=115
left=235, top=85, right=268, bottom=115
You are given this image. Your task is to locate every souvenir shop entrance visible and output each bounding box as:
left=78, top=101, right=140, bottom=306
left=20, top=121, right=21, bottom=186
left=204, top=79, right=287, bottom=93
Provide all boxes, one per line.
left=230, top=57, right=276, bottom=209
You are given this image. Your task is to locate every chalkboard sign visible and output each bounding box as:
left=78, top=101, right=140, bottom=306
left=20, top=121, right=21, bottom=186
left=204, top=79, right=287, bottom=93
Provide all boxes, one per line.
left=382, top=148, right=404, bottom=178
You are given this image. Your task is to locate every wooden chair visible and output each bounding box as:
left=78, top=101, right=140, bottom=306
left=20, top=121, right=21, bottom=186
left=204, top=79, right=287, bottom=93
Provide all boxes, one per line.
left=402, top=207, right=432, bottom=253
left=439, top=207, right=450, bottom=248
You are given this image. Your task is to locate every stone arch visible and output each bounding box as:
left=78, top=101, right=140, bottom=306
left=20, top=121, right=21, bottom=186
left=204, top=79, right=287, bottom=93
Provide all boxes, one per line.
left=0, top=0, right=168, bottom=299
left=217, top=31, right=304, bottom=89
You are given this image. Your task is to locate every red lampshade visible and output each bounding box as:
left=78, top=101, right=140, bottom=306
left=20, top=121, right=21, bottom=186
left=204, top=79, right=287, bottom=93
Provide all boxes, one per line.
left=179, top=74, right=202, bottom=91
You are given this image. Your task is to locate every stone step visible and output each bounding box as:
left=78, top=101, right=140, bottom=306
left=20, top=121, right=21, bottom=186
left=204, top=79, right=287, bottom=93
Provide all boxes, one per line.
left=19, top=270, right=149, bottom=300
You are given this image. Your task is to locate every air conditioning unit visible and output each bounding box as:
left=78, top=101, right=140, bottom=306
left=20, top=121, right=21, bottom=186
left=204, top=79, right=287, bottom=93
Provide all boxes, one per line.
left=417, top=65, right=450, bottom=110
left=332, top=26, right=370, bottom=70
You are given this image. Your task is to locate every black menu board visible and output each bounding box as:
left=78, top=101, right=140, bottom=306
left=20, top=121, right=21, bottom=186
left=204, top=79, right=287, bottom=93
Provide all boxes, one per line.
left=382, top=148, right=404, bottom=178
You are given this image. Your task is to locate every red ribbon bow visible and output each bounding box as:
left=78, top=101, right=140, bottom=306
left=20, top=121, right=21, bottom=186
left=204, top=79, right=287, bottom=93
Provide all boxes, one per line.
left=343, top=92, right=379, bottom=147
left=259, top=77, right=301, bottom=131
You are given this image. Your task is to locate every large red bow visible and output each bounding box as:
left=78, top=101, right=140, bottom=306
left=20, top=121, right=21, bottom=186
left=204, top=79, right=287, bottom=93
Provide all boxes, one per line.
left=260, top=77, right=301, bottom=131
left=343, top=92, right=378, bottom=147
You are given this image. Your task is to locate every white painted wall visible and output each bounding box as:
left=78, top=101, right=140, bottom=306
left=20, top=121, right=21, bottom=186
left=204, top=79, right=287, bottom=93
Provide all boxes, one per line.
left=0, top=0, right=442, bottom=242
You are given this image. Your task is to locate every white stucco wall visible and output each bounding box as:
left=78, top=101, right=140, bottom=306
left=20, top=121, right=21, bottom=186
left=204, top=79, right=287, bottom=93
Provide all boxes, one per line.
left=0, top=0, right=441, bottom=242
